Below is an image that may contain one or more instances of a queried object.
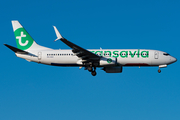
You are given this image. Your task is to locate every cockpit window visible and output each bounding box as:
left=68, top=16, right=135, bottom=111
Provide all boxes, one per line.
left=163, top=53, right=170, bottom=56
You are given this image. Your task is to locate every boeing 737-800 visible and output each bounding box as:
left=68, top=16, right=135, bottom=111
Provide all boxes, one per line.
left=4, top=21, right=177, bottom=76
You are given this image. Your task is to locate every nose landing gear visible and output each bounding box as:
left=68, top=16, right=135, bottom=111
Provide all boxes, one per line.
left=158, top=69, right=161, bottom=73
left=158, top=65, right=167, bottom=73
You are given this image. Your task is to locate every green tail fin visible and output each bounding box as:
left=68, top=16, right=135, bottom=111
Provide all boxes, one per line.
left=12, top=21, right=35, bottom=50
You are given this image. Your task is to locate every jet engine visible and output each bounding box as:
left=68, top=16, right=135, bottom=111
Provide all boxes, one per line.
left=103, top=66, right=123, bottom=73
left=99, top=57, right=117, bottom=66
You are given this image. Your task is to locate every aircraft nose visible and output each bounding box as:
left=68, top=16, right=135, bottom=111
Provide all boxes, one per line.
left=171, top=57, right=177, bottom=63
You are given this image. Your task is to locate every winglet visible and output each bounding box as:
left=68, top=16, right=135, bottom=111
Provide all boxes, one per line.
left=53, top=26, right=63, bottom=41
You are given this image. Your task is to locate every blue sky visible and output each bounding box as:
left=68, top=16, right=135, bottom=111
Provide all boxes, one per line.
left=0, top=0, right=180, bottom=120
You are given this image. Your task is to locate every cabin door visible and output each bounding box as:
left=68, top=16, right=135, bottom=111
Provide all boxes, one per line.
left=154, top=51, right=159, bottom=59
left=38, top=52, right=42, bottom=60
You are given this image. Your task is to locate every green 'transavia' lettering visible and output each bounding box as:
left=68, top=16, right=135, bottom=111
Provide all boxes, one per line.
left=120, top=51, right=128, bottom=58
left=91, top=50, right=149, bottom=58
left=129, top=51, right=136, bottom=58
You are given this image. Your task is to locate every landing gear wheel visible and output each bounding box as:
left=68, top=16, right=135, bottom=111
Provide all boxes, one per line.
left=91, top=71, right=97, bottom=76
left=88, top=67, right=93, bottom=72
left=158, top=69, right=161, bottom=73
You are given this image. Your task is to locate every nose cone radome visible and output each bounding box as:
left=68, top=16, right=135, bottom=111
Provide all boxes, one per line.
left=171, top=57, right=177, bottom=64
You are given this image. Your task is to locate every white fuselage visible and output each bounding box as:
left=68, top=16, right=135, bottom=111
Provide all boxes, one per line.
left=15, top=49, right=177, bottom=67
left=7, top=20, right=177, bottom=76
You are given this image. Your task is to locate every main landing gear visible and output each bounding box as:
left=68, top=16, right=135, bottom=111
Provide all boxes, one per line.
left=91, top=71, right=97, bottom=76
left=87, top=66, right=97, bottom=76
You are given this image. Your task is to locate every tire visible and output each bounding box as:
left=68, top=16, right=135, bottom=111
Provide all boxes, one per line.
left=88, top=67, right=92, bottom=72
left=91, top=71, right=97, bottom=76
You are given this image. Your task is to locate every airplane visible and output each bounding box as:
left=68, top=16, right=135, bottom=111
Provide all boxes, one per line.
left=4, top=20, right=177, bottom=76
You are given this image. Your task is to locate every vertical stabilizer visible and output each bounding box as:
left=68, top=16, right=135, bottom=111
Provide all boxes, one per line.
left=12, top=20, right=51, bottom=51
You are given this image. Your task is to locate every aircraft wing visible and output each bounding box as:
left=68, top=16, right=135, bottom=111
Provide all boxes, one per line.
left=53, top=26, right=101, bottom=63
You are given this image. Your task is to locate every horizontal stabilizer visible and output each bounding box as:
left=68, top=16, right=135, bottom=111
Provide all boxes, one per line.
left=4, top=44, right=28, bottom=54
left=4, top=44, right=37, bottom=57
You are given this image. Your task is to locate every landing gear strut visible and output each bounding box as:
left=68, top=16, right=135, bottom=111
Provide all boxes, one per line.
left=158, top=65, right=167, bottom=73
left=91, top=67, right=97, bottom=76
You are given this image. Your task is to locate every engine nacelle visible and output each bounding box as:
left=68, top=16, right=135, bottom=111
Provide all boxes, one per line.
left=103, top=66, right=123, bottom=73
left=99, top=57, right=117, bottom=66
